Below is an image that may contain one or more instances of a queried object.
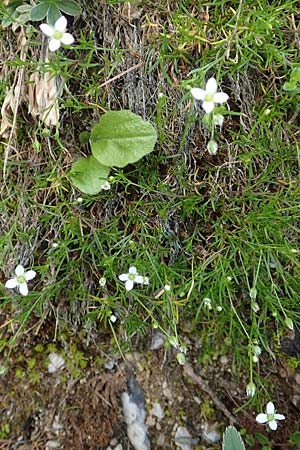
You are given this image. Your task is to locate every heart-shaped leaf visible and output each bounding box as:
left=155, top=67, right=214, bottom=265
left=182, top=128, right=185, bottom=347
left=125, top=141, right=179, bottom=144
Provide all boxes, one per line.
left=69, top=156, right=110, bottom=195
left=91, top=110, right=157, bottom=168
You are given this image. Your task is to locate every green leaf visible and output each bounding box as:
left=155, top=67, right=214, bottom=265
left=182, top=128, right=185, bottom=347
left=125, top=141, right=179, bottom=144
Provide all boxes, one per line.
left=291, top=431, right=300, bottom=445
left=56, top=0, right=82, bottom=15
left=223, top=427, right=246, bottom=450
left=283, top=81, right=297, bottom=92
left=69, top=156, right=110, bottom=195
left=47, top=4, right=61, bottom=25
left=30, top=2, right=49, bottom=20
left=290, top=67, right=300, bottom=83
left=255, top=433, right=270, bottom=445
left=91, top=110, right=157, bottom=168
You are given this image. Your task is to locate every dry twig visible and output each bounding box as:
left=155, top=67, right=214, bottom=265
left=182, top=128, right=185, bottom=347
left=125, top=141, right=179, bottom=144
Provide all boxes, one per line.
left=183, top=362, right=238, bottom=425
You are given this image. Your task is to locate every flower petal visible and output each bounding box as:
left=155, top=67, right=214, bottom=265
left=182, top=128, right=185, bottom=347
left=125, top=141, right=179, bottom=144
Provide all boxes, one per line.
left=25, top=270, right=36, bottom=281
left=213, top=92, right=229, bottom=104
left=268, top=420, right=278, bottom=431
left=190, top=88, right=205, bottom=101
left=5, top=278, right=18, bottom=289
left=135, top=275, right=144, bottom=284
left=15, top=265, right=25, bottom=276
left=275, top=414, right=285, bottom=421
left=206, top=77, right=217, bottom=94
left=55, top=16, right=67, bottom=33
left=119, top=273, right=129, bottom=281
left=39, top=23, right=54, bottom=37
left=49, top=39, right=61, bottom=52
left=19, top=283, right=28, bottom=296
left=266, top=402, right=275, bottom=415
left=61, top=33, right=75, bottom=46
left=125, top=279, right=134, bottom=291
left=202, top=101, right=215, bottom=113
left=256, top=413, right=268, bottom=424
left=128, top=267, right=138, bottom=275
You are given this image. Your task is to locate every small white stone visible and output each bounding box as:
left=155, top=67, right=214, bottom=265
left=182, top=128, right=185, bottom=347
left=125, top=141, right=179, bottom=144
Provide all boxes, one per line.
left=151, top=402, right=165, bottom=420
left=174, top=426, right=194, bottom=450
left=114, top=445, right=123, bottom=450
left=201, top=423, right=221, bottom=444
left=48, top=353, right=65, bottom=373
left=45, top=440, right=61, bottom=449
left=150, top=331, right=166, bottom=350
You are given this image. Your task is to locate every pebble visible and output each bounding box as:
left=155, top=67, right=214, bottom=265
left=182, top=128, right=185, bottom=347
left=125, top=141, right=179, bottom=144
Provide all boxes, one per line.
left=47, top=353, right=65, bottom=373
left=150, top=332, right=166, bottom=350
left=45, top=440, right=61, bottom=449
left=174, top=426, right=197, bottom=450
left=151, top=402, right=165, bottom=420
left=201, top=423, right=221, bottom=444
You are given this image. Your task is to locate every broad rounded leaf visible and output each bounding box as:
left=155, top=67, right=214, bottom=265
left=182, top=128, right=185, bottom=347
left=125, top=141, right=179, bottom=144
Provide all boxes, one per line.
left=91, top=110, right=157, bottom=168
left=30, top=2, right=49, bottom=20
left=69, top=156, right=110, bottom=195
left=47, top=5, right=61, bottom=25
left=56, top=0, right=82, bottom=15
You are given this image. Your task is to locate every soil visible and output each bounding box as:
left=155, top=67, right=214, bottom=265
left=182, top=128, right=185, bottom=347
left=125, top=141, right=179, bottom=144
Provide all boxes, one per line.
left=1, top=306, right=300, bottom=450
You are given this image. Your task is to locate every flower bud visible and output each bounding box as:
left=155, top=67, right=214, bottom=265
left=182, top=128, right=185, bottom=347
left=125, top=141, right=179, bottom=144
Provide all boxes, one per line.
left=246, top=381, right=256, bottom=397
left=207, top=140, right=218, bottom=155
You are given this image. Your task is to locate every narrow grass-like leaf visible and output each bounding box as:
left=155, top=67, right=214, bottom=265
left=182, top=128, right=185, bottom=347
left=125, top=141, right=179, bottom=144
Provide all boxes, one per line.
left=91, top=110, right=157, bottom=168
left=69, top=156, right=110, bottom=195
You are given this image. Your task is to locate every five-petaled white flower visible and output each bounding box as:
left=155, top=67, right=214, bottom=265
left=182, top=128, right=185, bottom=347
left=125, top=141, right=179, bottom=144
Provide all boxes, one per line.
left=118, top=266, right=144, bottom=291
left=190, top=77, right=229, bottom=113
left=256, top=402, right=285, bottom=431
left=5, top=265, right=36, bottom=296
left=40, top=16, right=74, bottom=52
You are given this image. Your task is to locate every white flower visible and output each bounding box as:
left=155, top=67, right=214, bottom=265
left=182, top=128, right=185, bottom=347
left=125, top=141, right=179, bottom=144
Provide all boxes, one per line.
left=256, top=402, right=285, bottom=431
left=101, top=181, right=111, bottom=191
left=48, top=353, right=65, bottom=373
left=5, top=265, right=36, bottom=296
left=110, top=314, right=117, bottom=323
left=190, top=77, right=229, bottom=113
left=40, top=16, right=74, bottom=52
left=118, top=266, right=144, bottom=291
left=203, top=297, right=212, bottom=309
left=142, top=276, right=149, bottom=285
left=164, top=284, right=171, bottom=291
left=99, top=277, right=106, bottom=287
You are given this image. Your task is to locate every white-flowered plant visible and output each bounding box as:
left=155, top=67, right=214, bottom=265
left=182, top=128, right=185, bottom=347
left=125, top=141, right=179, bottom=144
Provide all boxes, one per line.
left=118, top=266, right=144, bottom=291
left=246, top=381, right=256, bottom=398
left=190, top=77, right=229, bottom=155
left=40, top=16, right=74, bottom=52
left=99, top=277, right=106, bottom=287
left=256, top=402, right=285, bottom=431
left=5, top=264, right=36, bottom=296
left=190, top=77, right=229, bottom=114
left=110, top=314, right=117, bottom=323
